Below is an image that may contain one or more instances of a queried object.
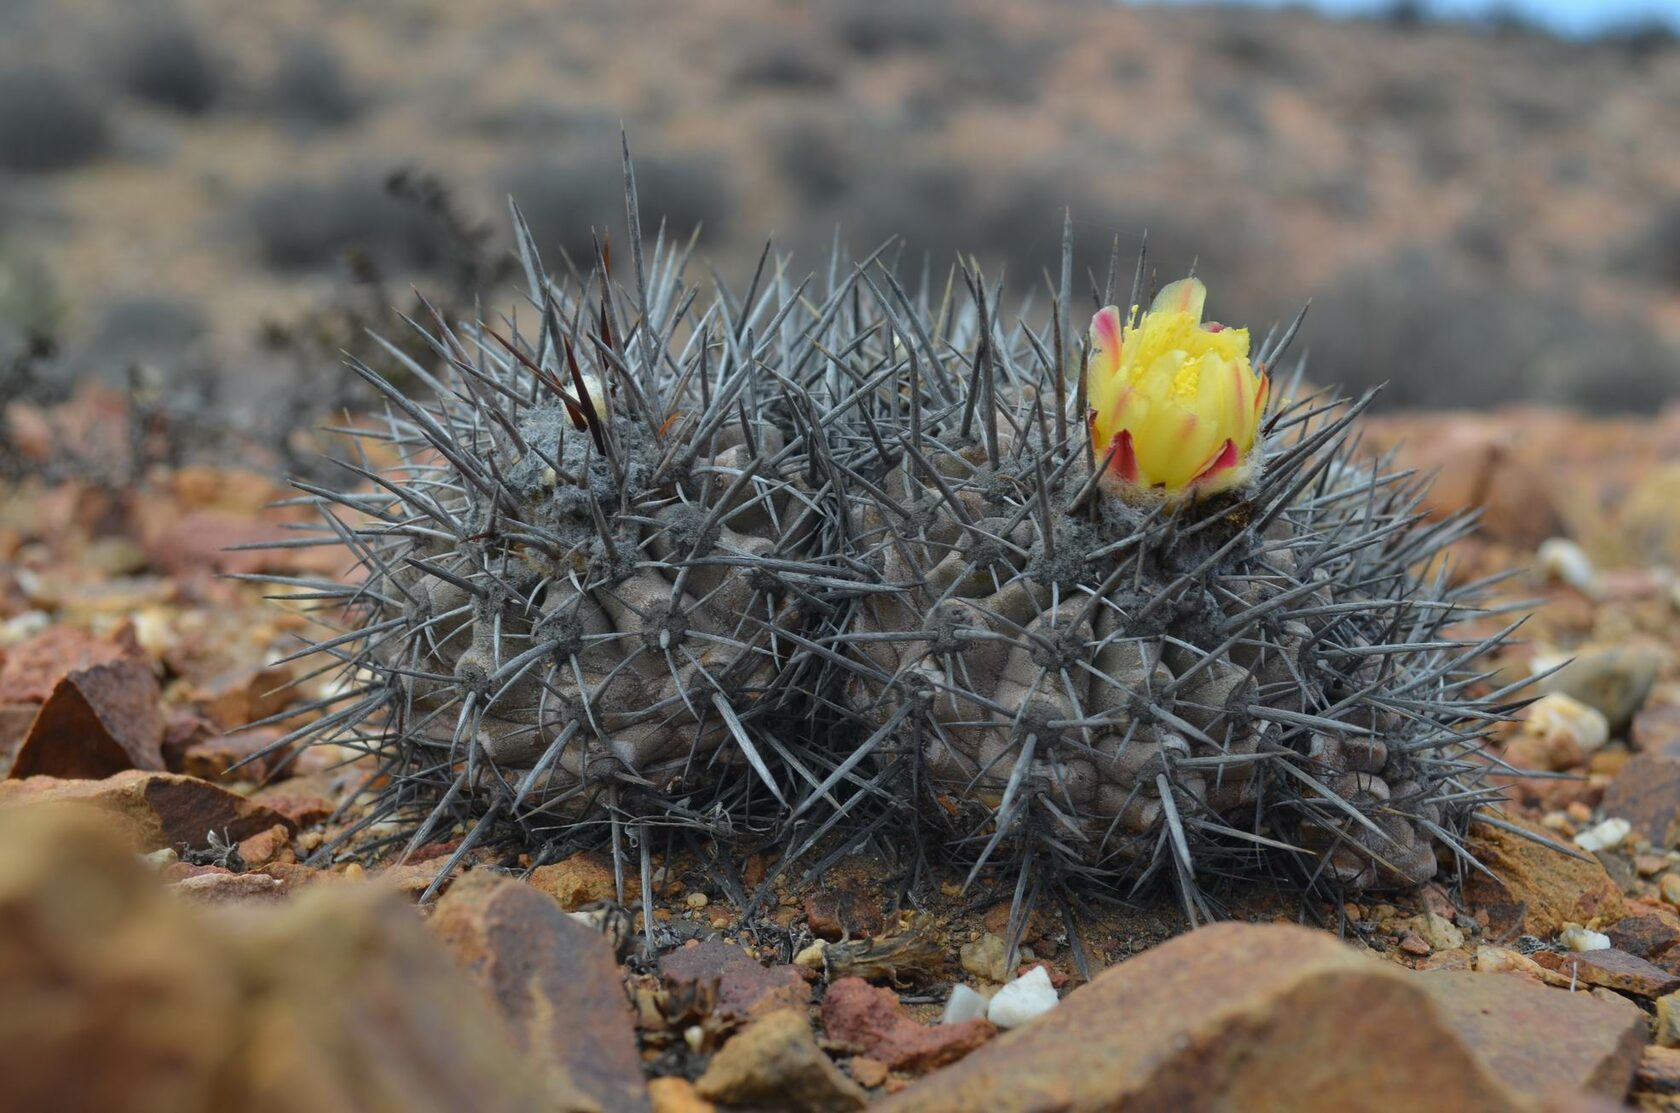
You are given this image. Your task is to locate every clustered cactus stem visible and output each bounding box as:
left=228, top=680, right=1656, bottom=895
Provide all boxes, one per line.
left=254, top=146, right=1531, bottom=940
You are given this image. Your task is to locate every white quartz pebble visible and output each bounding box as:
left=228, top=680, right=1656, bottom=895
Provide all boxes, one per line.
left=986, top=966, right=1058, bottom=1029
left=941, top=983, right=990, bottom=1025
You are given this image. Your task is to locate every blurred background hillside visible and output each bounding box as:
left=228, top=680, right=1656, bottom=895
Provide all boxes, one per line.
left=1, top=0, right=1677, bottom=444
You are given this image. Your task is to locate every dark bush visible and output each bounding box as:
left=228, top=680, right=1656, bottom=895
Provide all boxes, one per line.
left=497, top=149, right=734, bottom=266
left=247, top=170, right=459, bottom=273
left=733, top=33, right=839, bottom=91
left=1289, top=250, right=1679, bottom=413
left=0, top=66, right=110, bottom=172
left=831, top=0, right=949, bottom=56
left=1624, top=201, right=1680, bottom=290
left=268, top=35, right=361, bottom=127
left=108, top=8, right=221, bottom=114
left=771, top=118, right=855, bottom=206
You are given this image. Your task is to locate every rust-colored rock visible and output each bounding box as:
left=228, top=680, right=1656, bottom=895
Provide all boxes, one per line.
left=696, top=1009, right=867, bottom=1113
left=1604, top=753, right=1680, bottom=849
left=189, top=664, right=297, bottom=732
left=1634, top=702, right=1680, bottom=757
left=1464, top=815, right=1625, bottom=938
left=170, top=871, right=288, bottom=904
left=0, top=623, right=145, bottom=703
left=0, top=803, right=554, bottom=1112
left=878, top=923, right=1643, bottom=1113
left=10, top=659, right=165, bottom=779
left=648, top=1076, right=714, bottom=1113
left=821, top=976, right=996, bottom=1072
left=249, top=788, right=334, bottom=829
left=0, top=770, right=294, bottom=852
left=529, top=851, right=619, bottom=910
left=1607, top=911, right=1680, bottom=960
left=168, top=725, right=288, bottom=782
left=431, top=873, right=651, bottom=1113
left=1533, top=948, right=1680, bottom=999
left=237, top=824, right=294, bottom=869
left=661, top=938, right=811, bottom=1021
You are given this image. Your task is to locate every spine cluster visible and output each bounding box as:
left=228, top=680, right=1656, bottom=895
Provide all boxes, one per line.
left=265, top=158, right=1523, bottom=924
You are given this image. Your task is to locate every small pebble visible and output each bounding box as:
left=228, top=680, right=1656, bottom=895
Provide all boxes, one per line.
left=140, top=848, right=179, bottom=869
left=1637, top=855, right=1670, bottom=877
left=685, top=891, right=709, bottom=910
left=986, top=966, right=1058, bottom=1029
left=343, top=863, right=365, bottom=881
left=684, top=1025, right=704, bottom=1053
left=1537, top=538, right=1599, bottom=597
left=794, top=941, right=828, bottom=969
left=942, top=984, right=990, bottom=1025
left=1574, top=817, right=1632, bottom=853
left=1662, top=874, right=1680, bottom=907
left=1559, top=925, right=1612, bottom=952
left=1398, top=931, right=1432, bottom=957
left=849, top=1056, right=889, bottom=1089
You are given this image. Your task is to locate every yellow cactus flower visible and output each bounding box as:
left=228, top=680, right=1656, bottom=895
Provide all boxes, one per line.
left=1087, top=277, right=1269, bottom=496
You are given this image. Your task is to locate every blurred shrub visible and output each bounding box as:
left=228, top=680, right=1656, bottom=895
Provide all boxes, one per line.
left=77, top=295, right=206, bottom=371
left=267, top=35, right=362, bottom=128
left=831, top=0, right=949, bottom=56
left=1623, top=201, right=1680, bottom=290
left=0, top=66, right=110, bottom=172
left=497, top=148, right=734, bottom=266
left=0, top=245, right=64, bottom=352
left=733, top=32, right=839, bottom=91
left=1293, top=250, right=1678, bottom=413
left=107, top=6, right=221, bottom=114
left=247, top=169, right=459, bottom=273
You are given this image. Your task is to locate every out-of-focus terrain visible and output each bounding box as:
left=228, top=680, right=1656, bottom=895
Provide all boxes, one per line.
left=1, top=0, right=1677, bottom=434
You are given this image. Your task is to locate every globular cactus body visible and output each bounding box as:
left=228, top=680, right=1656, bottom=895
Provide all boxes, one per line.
left=267, top=167, right=1522, bottom=924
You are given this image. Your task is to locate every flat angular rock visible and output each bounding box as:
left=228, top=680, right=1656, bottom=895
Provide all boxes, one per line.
left=696, top=1009, right=866, bottom=1113
left=431, top=873, right=651, bottom=1113
left=878, top=923, right=1642, bottom=1113
left=10, top=659, right=165, bottom=779
left=661, top=938, right=810, bottom=1021
left=1465, top=815, right=1625, bottom=938
left=528, top=851, right=619, bottom=909
left=1603, top=753, right=1680, bottom=849
left=0, top=623, right=144, bottom=703
left=0, top=770, right=294, bottom=852
left=1533, top=948, right=1680, bottom=999
left=0, top=803, right=551, bottom=1112
left=821, top=976, right=995, bottom=1072
left=1607, top=911, right=1680, bottom=960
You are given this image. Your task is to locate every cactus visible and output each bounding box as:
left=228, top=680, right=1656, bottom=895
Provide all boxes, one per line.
left=814, top=235, right=1527, bottom=927
left=263, top=160, right=1526, bottom=931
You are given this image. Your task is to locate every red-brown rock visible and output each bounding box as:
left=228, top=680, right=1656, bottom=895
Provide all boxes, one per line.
left=877, top=923, right=1644, bottom=1112
left=431, top=873, right=651, bottom=1113
left=1607, top=911, right=1680, bottom=960
left=661, top=938, right=811, bottom=1021
left=248, top=789, right=334, bottom=829
left=0, top=770, right=294, bottom=852
left=238, top=824, right=295, bottom=869
left=1603, top=753, right=1680, bottom=849
left=821, top=976, right=996, bottom=1072
left=10, top=659, right=165, bottom=779
left=170, top=871, right=288, bottom=904
left=528, top=851, right=619, bottom=909
left=1532, top=948, right=1680, bottom=999
left=0, top=623, right=144, bottom=704
left=189, top=664, right=297, bottom=731
left=1464, top=815, right=1625, bottom=938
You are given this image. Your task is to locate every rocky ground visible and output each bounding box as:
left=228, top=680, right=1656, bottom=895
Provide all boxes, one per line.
left=9, top=393, right=1680, bottom=1109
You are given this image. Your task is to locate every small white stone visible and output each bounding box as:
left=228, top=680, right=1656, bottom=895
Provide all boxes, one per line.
left=1526, top=693, right=1609, bottom=754
left=140, top=848, right=178, bottom=869
left=1559, top=925, right=1612, bottom=952
left=941, top=984, right=990, bottom=1025
left=1537, top=538, right=1599, bottom=597
left=1574, top=817, right=1632, bottom=853
left=986, top=966, right=1058, bottom=1029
